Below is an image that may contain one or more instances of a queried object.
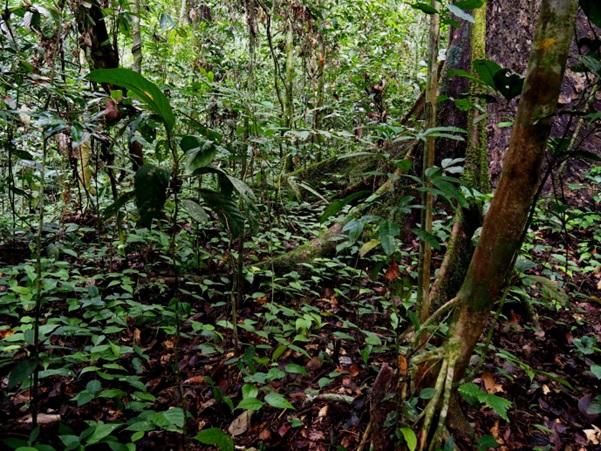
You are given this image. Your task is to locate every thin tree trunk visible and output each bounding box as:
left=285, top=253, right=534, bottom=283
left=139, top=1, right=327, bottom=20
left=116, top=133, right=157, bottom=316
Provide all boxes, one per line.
left=132, top=0, right=143, bottom=73
left=428, top=2, right=489, bottom=309
left=417, top=0, right=441, bottom=322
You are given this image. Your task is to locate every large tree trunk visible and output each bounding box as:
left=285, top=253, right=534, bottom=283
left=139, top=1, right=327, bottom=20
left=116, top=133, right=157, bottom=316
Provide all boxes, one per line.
left=450, top=0, right=578, bottom=381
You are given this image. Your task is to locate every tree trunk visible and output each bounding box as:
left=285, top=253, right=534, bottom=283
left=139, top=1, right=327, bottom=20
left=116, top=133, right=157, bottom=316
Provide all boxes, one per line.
left=132, top=0, right=143, bottom=73
left=450, top=0, right=578, bottom=381
left=428, top=2, right=489, bottom=310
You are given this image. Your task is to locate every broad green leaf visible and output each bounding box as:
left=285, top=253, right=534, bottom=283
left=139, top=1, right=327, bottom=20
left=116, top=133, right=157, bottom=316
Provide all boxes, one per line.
left=194, top=428, right=234, bottom=451
left=151, top=407, right=185, bottom=432
left=591, top=364, right=601, bottom=379
left=284, top=363, right=308, bottom=376
left=200, top=189, right=245, bottom=237
left=473, top=59, right=503, bottom=89
left=236, top=397, right=264, bottom=411
left=8, top=360, right=36, bottom=390
left=411, top=2, right=437, bottom=14
left=378, top=220, right=400, bottom=256
left=493, top=69, right=524, bottom=100
left=364, top=332, right=382, bottom=346
left=484, top=393, right=511, bottom=421
left=88, top=68, right=175, bottom=131
left=477, top=435, right=500, bottom=451
left=180, top=135, right=218, bottom=170
left=182, top=199, right=209, bottom=223
left=242, top=384, right=259, bottom=398
left=458, top=383, right=511, bottom=421
left=134, top=164, right=170, bottom=227
left=86, top=422, right=122, bottom=445
left=399, top=427, right=417, bottom=451
left=447, top=4, right=474, bottom=23
left=359, top=239, right=381, bottom=257
left=264, top=392, right=294, bottom=410
left=320, top=191, right=370, bottom=223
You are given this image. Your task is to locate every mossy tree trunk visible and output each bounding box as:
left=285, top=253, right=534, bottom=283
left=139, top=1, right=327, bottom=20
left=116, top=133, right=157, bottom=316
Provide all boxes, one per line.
left=428, top=2, right=489, bottom=310
left=449, top=0, right=578, bottom=381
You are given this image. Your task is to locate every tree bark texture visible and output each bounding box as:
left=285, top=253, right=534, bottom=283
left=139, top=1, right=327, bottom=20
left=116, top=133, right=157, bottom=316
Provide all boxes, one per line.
left=452, top=0, right=578, bottom=379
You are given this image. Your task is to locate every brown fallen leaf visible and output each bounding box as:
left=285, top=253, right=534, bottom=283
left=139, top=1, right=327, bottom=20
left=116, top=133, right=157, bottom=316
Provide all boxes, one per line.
left=398, top=355, right=408, bottom=376
left=133, top=328, right=141, bottom=345
left=482, top=372, right=504, bottom=394
left=184, top=375, right=205, bottom=385
left=306, top=356, right=322, bottom=372
left=583, top=425, right=601, bottom=445
left=384, top=261, right=400, bottom=282
left=259, top=428, right=271, bottom=441
left=318, top=405, right=328, bottom=418
left=490, top=420, right=503, bottom=444
left=228, top=410, right=252, bottom=437
left=278, top=422, right=291, bottom=437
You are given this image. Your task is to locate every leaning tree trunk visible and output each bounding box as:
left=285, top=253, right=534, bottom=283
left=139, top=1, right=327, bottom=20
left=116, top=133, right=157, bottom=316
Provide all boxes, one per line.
left=406, top=2, right=578, bottom=448
left=449, top=0, right=578, bottom=383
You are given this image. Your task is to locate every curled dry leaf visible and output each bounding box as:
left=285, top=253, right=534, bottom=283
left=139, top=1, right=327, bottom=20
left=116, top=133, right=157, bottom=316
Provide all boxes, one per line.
left=482, top=371, right=504, bottom=394
left=228, top=410, right=252, bottom=437
left=583, top=425, right=601, bottom=445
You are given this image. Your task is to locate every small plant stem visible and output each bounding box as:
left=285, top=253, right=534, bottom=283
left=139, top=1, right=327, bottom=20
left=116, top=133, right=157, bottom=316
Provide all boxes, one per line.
left=31, top=137, right=47, bottom=430
left=418, top=354, right=447, bottom=451
left=166, top=131, right=186, bottom=446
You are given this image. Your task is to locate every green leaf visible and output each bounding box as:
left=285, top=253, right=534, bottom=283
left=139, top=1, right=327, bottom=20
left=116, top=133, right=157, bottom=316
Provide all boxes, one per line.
left=181, top=199, right=209, bottom=223
left=378, top=220, right=400, bottom=256
left=88, top=68, right=175, bottom=131
left=447, top=4, right=474, bottom=23
left=85, top=422, right=122, bottom=445
left=284, top=363, right=308, bottom=376
left=580, top=0, right=601, bottom=28
left=484, top=393, right=511, bottom=422
left=236, top=397, right=264, bottom=411
left=591, top=364, right=601, bottom=379
left=411, top=2, right=437, bottom=14
left=180, top=135, right=219, bottom=170
left=458, top=382, right=482, bottom=405
left=151, top=407, right=185, bottom=432
left=134, top=164, right=170, bottom=227
left=59, top=435, right=81, bottom=450
left=242, top=384, right=259, bottom=398
left=455, top=0, right=485, bottom=9
left=264, top=392, right=294, bottom=410
left=8, top=360, right=37, bottom=390
left=458, top=383, right=512, bottom=421
left=473, top=59, right=503, bottom=89
left=320, top=191, right=370, bottom=223
left=477, top=435, right=500, bottom=451
left=359, top=239, right=381, bottom=257
left=399, top=427, right=417, bottom=451
left=493, top=69, right=524, bottom=100
left=200, top=189, right=245, bottom=237
left=364, top=332, right=382, bottom=346
left=194, top=428, right=234, bottom=451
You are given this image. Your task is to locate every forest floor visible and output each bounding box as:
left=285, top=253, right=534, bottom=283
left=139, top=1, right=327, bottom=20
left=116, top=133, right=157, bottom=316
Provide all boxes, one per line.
left=0, top=173, right=600, bottom=450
